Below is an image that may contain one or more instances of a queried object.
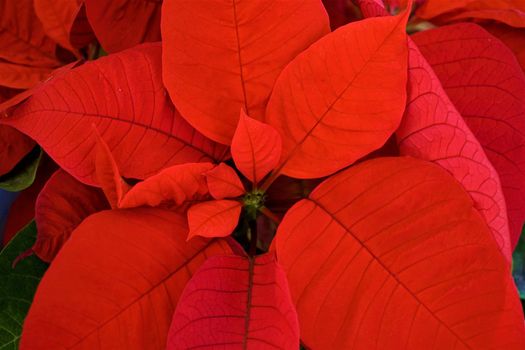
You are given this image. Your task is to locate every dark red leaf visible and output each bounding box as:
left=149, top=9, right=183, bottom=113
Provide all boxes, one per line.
left=0, top=125, right=34, bottom=176
left=167, top=253, right=299, bottom=349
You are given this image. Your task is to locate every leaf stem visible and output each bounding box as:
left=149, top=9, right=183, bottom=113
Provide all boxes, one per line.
left=260, top=207, right=281, bottom=225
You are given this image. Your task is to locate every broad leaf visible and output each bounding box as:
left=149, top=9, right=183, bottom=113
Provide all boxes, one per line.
left=0, top=125, right=34, bottom=176
left=120, top=163, right=214, bottom=209
left=206, top=163, right=245, bottom=200
left=161, top=0, right=330, bottom=144
left=413, top=23, right=525, bottom=250
left=232, top=110, right=282, bottom=184
left=187, top=200, right=242, bottom=240
left=0, top=147, right=41, bottom=192
left=33, top=169, right=108, bottom=262
left=0, top=60, right=55, bottom=89
left=265, top=12, right=408, bottom=180
left=0, top=222, right=47, bottom=350
left=167, top=253, right=299, bottom=349
left=0, top=43, right=227, bottom=186
left=276, top=157, right=525, bottom=349
left=20, top=208, right=232, bottom=349
left=484, top=24, right=525, bottom=72
left=396, top=39, right=512, bottom=261
left=85, top=0, right=162, bottom=53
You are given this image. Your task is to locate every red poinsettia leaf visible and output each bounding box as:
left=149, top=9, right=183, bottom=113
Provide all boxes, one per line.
left=187, top=200, right=242, bottom=240
left=358, top=0, right=390, bottom=17
left=231, top=109, right=282, bottom=184
left=0, top=60, right=55, bottom=89
left=416, top=0, right=525, bottom=28
left=0, top=0, right=62, bottom=68
left=93, top=127, right=129, bottom=209
left=484, top=24, right=525, bottom=73
left=0, top=125, right=35, bottom=176
left=412, top=23, right=525, bottom=250
left=276, top=157, right=525, bottom=349
left=265, top=11, right=409, bottom=180
left=20, top=208, right=232, bottom=349
left=167, top=253, right=299, bottom=349
left=33, top=169, right=108, bottom=262
left=0, top=43, right=227, bottom=186
left=120, top=163, right=214, bottom=209
left=85, top=0, right=161, bottom=53
left=161, top=0, right=330, bottom=144
left=321, top=0, right=361, bottom=30
left=395, top=39, right=512, bottom=261
left=206, top=162, right=245, bottom=200
left=33, top=0, right=83, bottom=53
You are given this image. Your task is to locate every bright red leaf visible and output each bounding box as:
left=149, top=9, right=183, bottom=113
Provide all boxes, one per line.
left=187, top=200, right=242, bottom=240
left=33, top=169, right=108, bottom=262
left=167, top=253, right=299, bottom=349
left=276, top=157, right=525, bottom=349
left=232, top=110, right=282, bottom=185
left=20, top=208, right=232, bottom=349
left=0, top=43, right=228, bottom=186
left=395, top=39, right=512, bottom=261
left=206, top=163, right=245, bottom=200
left=264, top=11, right=408, bottom=180
left=161, top=0, right=330, bottom=144
left=413, top=23, right=525, bottom=250
left=0, top=125, right=34, bottom=176
left=85, top=0, right=161, bottom=53
left=120, top=163, right=214, bottom=209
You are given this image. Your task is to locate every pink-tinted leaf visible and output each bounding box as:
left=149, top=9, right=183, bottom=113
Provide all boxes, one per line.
left=412, top=23, right=525, bottom=249
left=21, top=208, right=232, bottom=349
left=232, top=110, right=282, bottom=184
left=85, top=0, right=161, bottom=53
left=187, top=200, right=242, bottom=240
left=276, top=157, right=525, bottom=349
left=206, top=163, right=245, bottom=200
left=120, top=163, right=214, bottom=209
left=33, top=169, right=108, bottom=262
left=167, top=253, right=299, bottom=349
left=0, top=43, right=227, bottom=186
left=395, top=39, right=512, bottom=261
left=161, top=0, right=330, bottom=144
left=265, top=12, right=408, bottom=180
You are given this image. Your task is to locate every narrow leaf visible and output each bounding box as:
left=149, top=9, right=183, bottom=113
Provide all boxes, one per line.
left=0, top=222, right=47, bottom=350
left=20, top=208, right=232, bottom=349
left=187, top=200, right=242, bottom=239
left=34, top=169, right=108, bottom=262
left=265, top=12, right=409, bottom=179
left=161, top=0, right=330, bottom=144
left=276, top=157, right=525, bottom=349
left=206, top=163, right=245, bottom=200
left=120, top=163, right=214, bottom=209
left=167, top=253, right=299, bottom=349
left=0, top=43, right=227, bottom=185
left=413, top=23, right=525, bottom=249
left=232, top=110, right=282, bottom=184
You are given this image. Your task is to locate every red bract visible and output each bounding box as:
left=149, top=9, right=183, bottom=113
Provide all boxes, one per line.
left=1, top=0, right=524, bottom=349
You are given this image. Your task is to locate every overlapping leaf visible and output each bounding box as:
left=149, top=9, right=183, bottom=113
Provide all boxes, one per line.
left=0, top=147, right=41, bottom=192
left=276, top=157, right=525, bottom=349
left=85, top=0, right=162, bottom=53
left=161, top=0, right=330, bottom=144
left=167, top=253, right=299, bottom=349
left=187, top=200, right=242, bottom=240
left=0, top=222, right=47, bottom=350
left=265, top=12, right=408, bottom=179
left=0, top=126, right=34, bottom=176
left=412, top=23, right=525, bottom=249
left=0, top=43, right=227, bottom=186
left=396, top=39, right=512, bottom=260
left=33, top=169, right=108, bottom=262
left=206, top=163, right=245, bottom=200
left=20, top=208, right=232, bottom=349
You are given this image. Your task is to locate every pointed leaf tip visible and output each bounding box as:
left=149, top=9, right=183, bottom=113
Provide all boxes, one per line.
left=187, top=200, right=242, bottom=240
left=232, top=110, right=282, bottom=184
left=206, top=163, right=245, bottom=199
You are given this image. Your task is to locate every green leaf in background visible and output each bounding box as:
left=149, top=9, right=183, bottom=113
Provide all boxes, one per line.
left=0, top=147, right=42, bottom=192
left=512, top=225, right=525, bottom=315
left=0, top=221, right=47, bottom=349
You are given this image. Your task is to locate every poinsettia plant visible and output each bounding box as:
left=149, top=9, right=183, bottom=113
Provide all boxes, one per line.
left=1, top=0, right=525, bottom=349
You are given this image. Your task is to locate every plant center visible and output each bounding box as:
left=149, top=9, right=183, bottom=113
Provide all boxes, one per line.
left=243, top=189, right=266, bottom=220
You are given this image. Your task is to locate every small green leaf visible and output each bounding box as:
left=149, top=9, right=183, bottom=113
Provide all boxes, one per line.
left=0, top=221, right=48, bottom=349
left=512, top=225, right=525, bottom=299
left=0, top=148, right=42, bottom=192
